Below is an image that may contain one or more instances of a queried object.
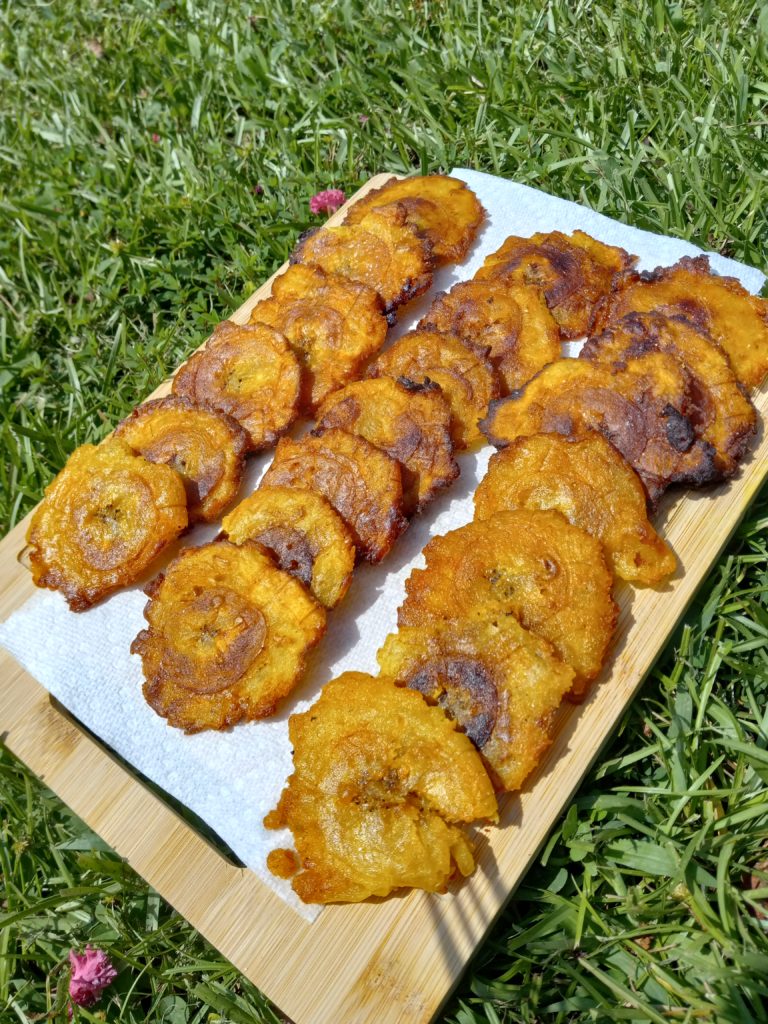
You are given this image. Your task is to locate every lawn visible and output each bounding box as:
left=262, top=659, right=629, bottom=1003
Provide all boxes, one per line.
left=2, top=0, right=768, bottom=1021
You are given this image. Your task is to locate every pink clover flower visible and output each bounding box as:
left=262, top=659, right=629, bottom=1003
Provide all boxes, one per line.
left=309, top=188, right=346, bottom=216
left=68, top=946, right=117, bottom=1007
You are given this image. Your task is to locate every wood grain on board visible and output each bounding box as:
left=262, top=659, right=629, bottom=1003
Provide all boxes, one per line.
left=1, top=173, right=767, bottom=1024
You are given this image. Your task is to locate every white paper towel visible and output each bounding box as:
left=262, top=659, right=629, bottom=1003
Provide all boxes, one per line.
left=1, top=168, right=764, bottom=922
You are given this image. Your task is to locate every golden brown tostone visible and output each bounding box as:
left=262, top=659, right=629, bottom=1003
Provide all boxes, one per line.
left=314, top=376, right=458, bottom=514
left=291, top=204, right=433, bottom=319
left=264, top=671, right=497, bottom=903
left=476, top=229, right=636, bottom=338
left=419, top=278, right=561, bottom=394
left=250, top=264, right=387, bottom=413
left=26, top=438, right=188, bottom=611
left=344, top=173, right=485, bottom=264
left=132, top=540, right=326, bottom=733
left=377, top=618, right=574, bottom=792
left=480, top=356, right=719, bottom=508
left=260, top=429, right=407, bottom=563
left=172, top=320, right=301, bottom=451
left=398, top=510, right=617, bottom=700
left=581, top=312, right=757, bottom=477
left=222, top=485, right=356, bottom=609
left=114, top=395, right=248, bottom=523
left=474, top=433, right=676, bottom=585
left=367, top=329, right=499, bottom=449
left=591, top=255, right=768, bottom=388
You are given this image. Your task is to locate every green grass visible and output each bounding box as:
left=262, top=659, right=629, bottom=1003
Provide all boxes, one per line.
left=1, top=0, right=767, bottom=1020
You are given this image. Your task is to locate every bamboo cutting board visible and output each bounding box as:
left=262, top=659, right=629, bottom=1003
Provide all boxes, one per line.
left=1, top=173, right=767, bottom=1024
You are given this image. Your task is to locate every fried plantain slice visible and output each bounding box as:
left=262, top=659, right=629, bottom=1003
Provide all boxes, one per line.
left=222, top=485, right=355, bottom=609
left=291, top=204, right=433, bottom=318
left=419, top=279, right=561, bottom=394
left=398, top=510, right=617, bottom=698
left=367, top=329, right=499, bottom=448
left=26, top=438, right=187, bottom=611
left=114, top=395, right=248, bottom=524
left=172, top=320, right=301, bottom=451
left=260, top=429, right=407, bottom=562
left=377, top=619, right=574, bottom=792
left=581, top=312, right=757, bottom=476
left=474, top=434, right=676, bottom=585
left=249, top=264, right=387, bottom=412
left=314, top=376, right=458, bottom=514
left=344, top=174, right=485, bottom=264
left=480, top=357, right=718, bottom=507
left=264, top=672, right=497, bottom=903
left=476, top=230, right=637, bottom=338
left=132, top=539, right=326, bottom=733
left=591, top=256, right=768, bottom=388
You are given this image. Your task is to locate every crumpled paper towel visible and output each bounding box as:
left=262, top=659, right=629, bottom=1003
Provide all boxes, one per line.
left=1, top=167, right=764, bottom=922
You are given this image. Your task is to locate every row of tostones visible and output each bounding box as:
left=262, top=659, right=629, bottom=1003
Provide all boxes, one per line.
left=25, top=174, right=487, bottom=611
left=26, top=205, right=768, bottom=732
left=128, top=192, right=556, bottom=732
left=22, top=175, right=768, bottom=901
left=262, top=243, right=768, bottom=903
left=259, top=423, right=692, bottom=902
left=127, top=223, right=695, bottom=730
left=260, top=431, right=681, bottom=903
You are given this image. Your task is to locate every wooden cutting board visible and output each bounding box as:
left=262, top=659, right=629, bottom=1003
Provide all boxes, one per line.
left=1, top=173, right=766, bottom=1024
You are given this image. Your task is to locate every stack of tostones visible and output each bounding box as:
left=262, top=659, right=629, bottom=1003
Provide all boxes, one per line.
left=222, top=486, right=356, bottom=609
left=172, top=320, right=301, bottom=451
left=291, top=204, right=433, bottom=320
left=115, top=396, right=248, bottom=523
left=264, top=672, right=497, bottom=903
left=367, top=329, right=498, bottom=448
left=591, top=255, right=768, bottom=388
left=133, top=540, right=326, bottom=732
left=480, top=357, right=718, bottom=507
left=581, top=312, right=757, bottom=476
left=419, top=279, right=561, bottom=395
left=398, top=510, right=617, bottom=700
left=249, top=264, right=387, bottom=413
left=314, top=376, right=458, bottom=514
left=260, top=429, right=407, bottom=563
left=475, top=230, right=636, bottom=338
left=474, top=434, right=676, bottom=585
left=26, top=439, right=188, bottom=611
left=344, top=174, right=485, bottom=264
left=377, top=619, right=574, bottom=792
